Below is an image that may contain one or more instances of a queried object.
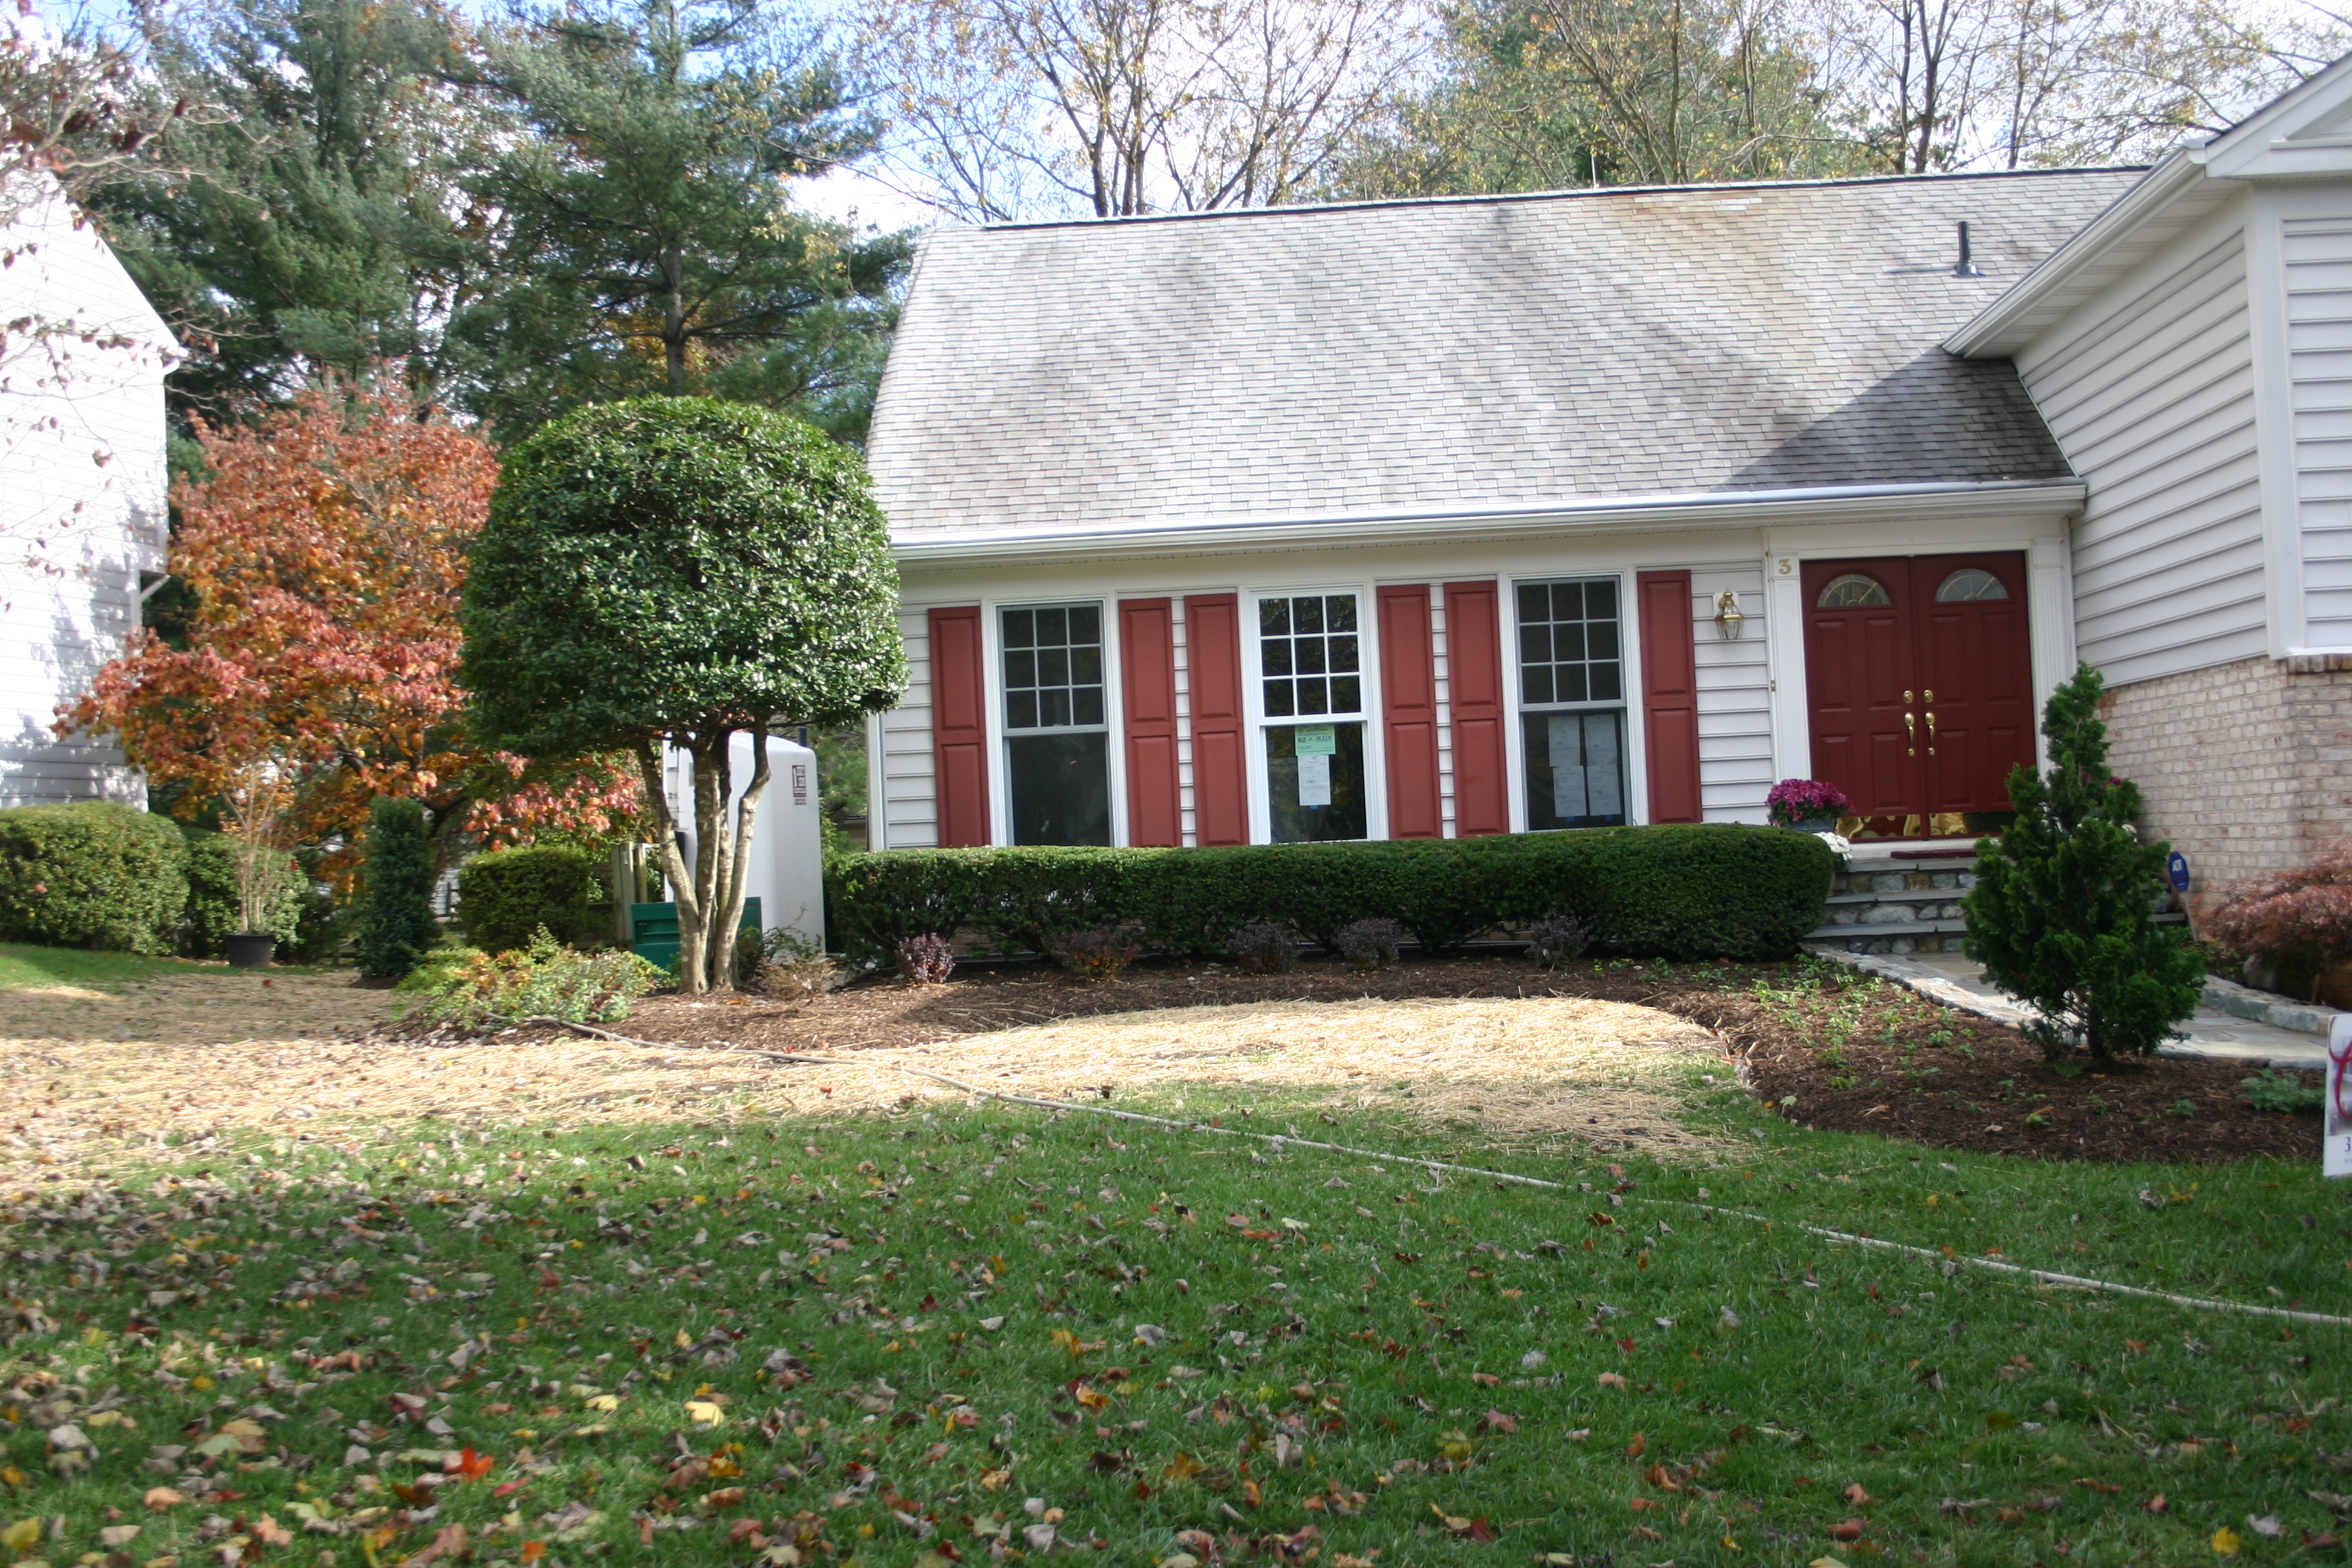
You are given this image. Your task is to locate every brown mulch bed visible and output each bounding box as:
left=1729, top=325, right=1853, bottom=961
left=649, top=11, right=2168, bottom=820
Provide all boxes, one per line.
left=575, top=952, right=2318, bottom=1162
left=1684, top=980, right=2322, bottom=1163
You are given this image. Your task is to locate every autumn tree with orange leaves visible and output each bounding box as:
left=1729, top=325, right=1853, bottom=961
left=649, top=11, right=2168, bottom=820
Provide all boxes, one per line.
left=60, top=382, right=637, bottom=879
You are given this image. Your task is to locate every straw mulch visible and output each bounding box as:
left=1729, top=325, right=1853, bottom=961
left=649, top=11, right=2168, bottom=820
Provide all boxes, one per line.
left=3, top=968, right=395, bottom=1045
left=0, top=995, right=1730, bottom=1181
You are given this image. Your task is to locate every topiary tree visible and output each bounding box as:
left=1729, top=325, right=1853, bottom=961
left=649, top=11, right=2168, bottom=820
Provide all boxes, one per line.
left=355, top=796, right=439, bottom=978
left=1962, top=663, right=2204, bottom=1060
left=459, top=398, right=906, bottom=992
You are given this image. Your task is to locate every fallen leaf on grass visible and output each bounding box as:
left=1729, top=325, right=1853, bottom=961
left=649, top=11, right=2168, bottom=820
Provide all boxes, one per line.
left=1596, top=1374, right=1625, bottom=1389
left=1429, top=1504, right=1496, bottom=1542
left=1478, top=1410, right=1517, bottom=1434
left=2141, top=1496, right=2167, bottom=1515
left=1844, top=1484, right=1870, bottom=1505
left=2211, top=1526, right=2239, bottom=1556
left=684, top=1400, right=725, bottom=1426
left=2246, top=1516, right=2284, bottom=1540
left=142, top=1489, right=186, bottom=1513
left=411, top=1524, right=469, bottom=1565
left=250, top=1517, right=292, bottom=1549
left=1831, top=1519, right=1865, bottom=1541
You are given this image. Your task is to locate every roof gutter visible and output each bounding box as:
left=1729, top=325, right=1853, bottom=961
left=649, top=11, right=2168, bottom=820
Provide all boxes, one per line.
left=1942, top=150, right=2208, bottom=358
left=890, top=478, right=2087, bottom=568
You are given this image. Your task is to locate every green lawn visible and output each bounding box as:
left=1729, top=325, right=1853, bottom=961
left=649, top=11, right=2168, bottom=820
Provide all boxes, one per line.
left=2, top=1081, right=2344, bottom=1568
left=0, top=942, right=220, bottom=990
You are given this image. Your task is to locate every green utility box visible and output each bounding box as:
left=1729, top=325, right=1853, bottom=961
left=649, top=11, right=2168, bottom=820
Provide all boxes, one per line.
left=630, top=897, right=761, bottom=972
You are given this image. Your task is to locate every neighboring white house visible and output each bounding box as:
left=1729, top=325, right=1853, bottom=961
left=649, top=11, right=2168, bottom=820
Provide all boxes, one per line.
left=855, top=54, right=2352, bottom=913
left=0, top=176, right=175, bottom=809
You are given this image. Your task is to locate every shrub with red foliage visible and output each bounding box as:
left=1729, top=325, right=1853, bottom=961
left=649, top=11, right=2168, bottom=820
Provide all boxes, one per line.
left=2203, top=844, right=2352, bottom=996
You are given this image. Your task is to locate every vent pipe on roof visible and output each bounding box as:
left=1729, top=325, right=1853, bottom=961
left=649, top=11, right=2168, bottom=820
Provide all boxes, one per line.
left=1954, top=220, right=1982, bottom=278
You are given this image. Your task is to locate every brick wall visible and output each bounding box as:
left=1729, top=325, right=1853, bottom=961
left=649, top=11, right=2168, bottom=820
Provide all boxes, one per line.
left=2102, top=653, right=2352, bottom=912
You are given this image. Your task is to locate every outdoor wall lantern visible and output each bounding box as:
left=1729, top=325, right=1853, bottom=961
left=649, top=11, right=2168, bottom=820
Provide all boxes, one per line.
left=1713, top=589, right=1745, bottom=640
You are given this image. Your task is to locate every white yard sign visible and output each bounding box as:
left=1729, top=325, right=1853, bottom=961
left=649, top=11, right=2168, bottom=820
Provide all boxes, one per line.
left=2331, top=1016, right=2352, bottom=1178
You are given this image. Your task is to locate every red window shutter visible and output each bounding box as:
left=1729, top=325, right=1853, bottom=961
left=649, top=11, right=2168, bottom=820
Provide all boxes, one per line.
left=927, top=606, right=991, bottom=847
left=1636, top=570, right=1704, bottom=825
left=1442, top=580, right=1510, bottom=837
left=1378, top=585, right=1442, bottom=839
left=1119, top=599, right=1182, bottom=848
left=1184, top=593, right=1250, bottom=846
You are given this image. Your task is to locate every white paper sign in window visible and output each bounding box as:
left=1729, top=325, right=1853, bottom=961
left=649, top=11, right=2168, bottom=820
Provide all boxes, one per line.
left=1294, top=724, right=1337, bottom=807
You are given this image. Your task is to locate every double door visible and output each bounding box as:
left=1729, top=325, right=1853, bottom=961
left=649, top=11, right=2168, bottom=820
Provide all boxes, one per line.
left=1802, top=553, right=2035, bottom=831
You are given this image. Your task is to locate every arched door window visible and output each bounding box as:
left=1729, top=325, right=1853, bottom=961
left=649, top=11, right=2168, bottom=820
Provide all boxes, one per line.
left=1815, top=573, right=1890, bottom=608
left=1934, top=567, right=2008, bottom=602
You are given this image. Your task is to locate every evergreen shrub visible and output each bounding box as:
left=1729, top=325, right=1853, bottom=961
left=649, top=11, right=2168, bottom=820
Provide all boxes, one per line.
left=0, top=802, right=189, bottom=954
left=458, top=844, right=605, bottom=954
left=826, top=825, right=1832, bottom=967
left=355, top=797, right=439, bottom=978
left=1962, top=664, right=2204, bottom=1060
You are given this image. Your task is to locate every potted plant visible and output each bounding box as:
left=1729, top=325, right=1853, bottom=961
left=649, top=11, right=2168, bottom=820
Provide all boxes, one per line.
left=1766, top=778, right=1852, bottom=835
left=222, top=758, right=296, bottom=969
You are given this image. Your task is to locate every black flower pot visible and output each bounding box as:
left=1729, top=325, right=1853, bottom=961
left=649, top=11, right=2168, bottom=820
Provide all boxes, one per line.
left=227, top=932, right=276, bottom=970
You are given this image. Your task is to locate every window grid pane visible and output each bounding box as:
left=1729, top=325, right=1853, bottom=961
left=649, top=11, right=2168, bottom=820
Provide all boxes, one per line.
left=1259, top=593, right=1363, bottom=718
left=1001, top=603, right=1106, bottom=733
left=1517, top=577, right=1622, bottom=710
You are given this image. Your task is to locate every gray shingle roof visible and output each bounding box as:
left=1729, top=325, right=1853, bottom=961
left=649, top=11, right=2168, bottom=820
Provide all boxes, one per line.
left=869, top=169, right=2145, bottom=537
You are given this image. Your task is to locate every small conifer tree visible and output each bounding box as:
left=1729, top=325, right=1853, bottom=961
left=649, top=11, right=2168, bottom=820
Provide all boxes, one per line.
left=355, top=797, right=439, bottom=978
left=1962, top=664, right=2203, bottom=1060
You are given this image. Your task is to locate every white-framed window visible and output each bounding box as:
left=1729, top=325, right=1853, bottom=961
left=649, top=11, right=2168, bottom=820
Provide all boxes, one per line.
left=1516, top=577, right=1629, bottom=829
left=1000, top=602, right=1112, bottom=845
left=1254, top=590, right=1370, bottom=842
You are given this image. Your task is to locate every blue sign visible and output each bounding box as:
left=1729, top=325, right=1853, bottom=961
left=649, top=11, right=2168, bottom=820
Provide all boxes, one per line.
left=2167, top=851, right=2190, bottom=893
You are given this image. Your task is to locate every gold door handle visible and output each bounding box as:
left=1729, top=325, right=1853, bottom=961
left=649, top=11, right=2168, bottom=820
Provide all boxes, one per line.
left=1905, top=712, right=1916, bottom=755
left=1926, top=710, right=1936, bottom=755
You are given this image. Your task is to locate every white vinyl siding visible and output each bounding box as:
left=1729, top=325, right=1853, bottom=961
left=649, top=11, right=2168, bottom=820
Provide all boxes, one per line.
left=0, top=183, right=172, bottom=808
left=2285, top=214, right=2352, bottom=648
left=1689, top=564, right=1772, bottom=822
left=877, top=608, right=938, bottom=848
left=2017, top=224, right=2267, bottom=685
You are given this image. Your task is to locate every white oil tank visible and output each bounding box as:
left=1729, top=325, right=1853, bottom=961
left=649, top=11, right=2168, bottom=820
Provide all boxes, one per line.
left=662, top=731, right=825, bottom=950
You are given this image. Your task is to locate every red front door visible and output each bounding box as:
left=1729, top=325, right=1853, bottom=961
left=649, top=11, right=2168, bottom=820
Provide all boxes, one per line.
left=1802, top=554, right=2035, bottom=831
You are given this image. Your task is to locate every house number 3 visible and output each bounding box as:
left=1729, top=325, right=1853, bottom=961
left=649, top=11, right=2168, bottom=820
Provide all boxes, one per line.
left=1775, top=557, right=1794, bottom=576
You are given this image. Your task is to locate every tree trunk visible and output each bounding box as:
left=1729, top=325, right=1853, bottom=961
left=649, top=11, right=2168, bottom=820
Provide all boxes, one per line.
left=633, top=740, right=706, bottom=994
left=689, top=730, right=730, bottom=991
left=711, top=717, right=775, bottom=992
left=662, top=246, right=688, bottom=395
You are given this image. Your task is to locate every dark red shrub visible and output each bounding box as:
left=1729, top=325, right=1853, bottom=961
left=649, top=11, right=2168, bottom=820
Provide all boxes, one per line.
left=2203, top=844, right=2352, bottom=996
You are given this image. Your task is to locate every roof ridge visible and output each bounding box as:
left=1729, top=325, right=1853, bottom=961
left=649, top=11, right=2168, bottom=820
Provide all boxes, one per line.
left=957, top=165, right=2151, bottom=234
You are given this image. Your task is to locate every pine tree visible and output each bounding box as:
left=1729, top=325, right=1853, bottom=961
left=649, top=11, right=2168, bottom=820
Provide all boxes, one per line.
left=355, top=797, right=439, bottom=979
left=451, top=0, right=907, bottom=443
left=96, top=0, right=492, bottom=418
left=1962, top=664, right=2204, bottom=1060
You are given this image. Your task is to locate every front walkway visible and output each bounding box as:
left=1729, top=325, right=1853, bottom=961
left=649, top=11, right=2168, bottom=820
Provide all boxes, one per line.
left=1824, top=947, right=2328, bottom=1069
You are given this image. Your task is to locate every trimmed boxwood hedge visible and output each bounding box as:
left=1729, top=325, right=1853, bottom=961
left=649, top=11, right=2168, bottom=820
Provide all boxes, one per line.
left=825, top=825, right=1834, bottom=965
left=458, top=844, right=606, bottom=954
left=0, top=802, right=190, bottom=955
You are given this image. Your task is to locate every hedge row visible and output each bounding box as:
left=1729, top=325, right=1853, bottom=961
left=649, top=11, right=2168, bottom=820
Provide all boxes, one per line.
left=458, top=844, right=606, bottom=954
left=0, top=802, right=312, bottom=957
left=825, top=825, right=1835, bottom=965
